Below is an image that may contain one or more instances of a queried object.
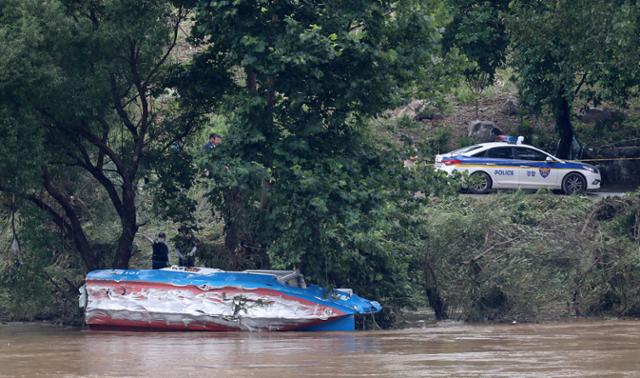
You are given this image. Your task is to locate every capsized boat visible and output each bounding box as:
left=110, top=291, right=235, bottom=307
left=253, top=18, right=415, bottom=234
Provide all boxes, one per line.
left=80, top=266, right=382, bottom=331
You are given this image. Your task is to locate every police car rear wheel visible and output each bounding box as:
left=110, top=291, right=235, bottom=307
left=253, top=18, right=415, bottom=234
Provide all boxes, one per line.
left=562, top=172, right=586, bottom=195
left=469, top=171, right=492, bottom=194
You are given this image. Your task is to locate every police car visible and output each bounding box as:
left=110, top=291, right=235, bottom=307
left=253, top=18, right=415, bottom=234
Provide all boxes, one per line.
left=434, top=136, right=601, bottom=194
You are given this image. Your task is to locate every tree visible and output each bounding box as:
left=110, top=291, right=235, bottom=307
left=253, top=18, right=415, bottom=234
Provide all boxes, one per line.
left=508, top=1, right=640, bottom=158
left=0, top=0, right=195, bottom=270
left=443, top=0, right=509, bottom=82
left=442, top=0, right=510, bottom=116
left=180, top=0, right=448, bottom=297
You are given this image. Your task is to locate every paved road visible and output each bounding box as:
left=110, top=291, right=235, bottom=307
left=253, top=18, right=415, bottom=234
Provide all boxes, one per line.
left=461, top=190, right=630, bottom=199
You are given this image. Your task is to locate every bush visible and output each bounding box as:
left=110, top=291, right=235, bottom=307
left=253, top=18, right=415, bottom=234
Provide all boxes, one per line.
left=410, top=192, right=640, bottom=322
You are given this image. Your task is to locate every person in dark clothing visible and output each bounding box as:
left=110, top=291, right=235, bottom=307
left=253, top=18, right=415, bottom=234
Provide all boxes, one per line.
left=174, top=226, right=198, bottom=267
left=144, top=232, right=170, bottom=269
left=202, top=133, right=222, bottom=151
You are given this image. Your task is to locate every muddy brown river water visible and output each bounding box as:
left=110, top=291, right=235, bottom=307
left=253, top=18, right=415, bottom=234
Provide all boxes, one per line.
left=1, top=320, right=639, bottom=377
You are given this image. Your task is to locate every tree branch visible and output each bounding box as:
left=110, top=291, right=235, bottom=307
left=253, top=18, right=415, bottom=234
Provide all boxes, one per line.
left=70, top=140, right=125, bottom=217
left=128, top=40, right=150, bottom=166
left=40, top=166, right=98, bottom=270
left=466, top=236, right=521, bottom=264
left=150, top=112, right=203, bottom=152
left=574, top=72, right=587, bottom=97
left=109, top=75, right=138, bottom=139
left=41, top=168, right=80, bottom=227
left=143, top=6, right=187, bottom=86
left=96, top=124, right=108, bottom=169
left=37, top=108, right=127, bottom=177
left=25, top=194, right=72, bottom=234
left=73, top=121, right=127, bottom=177
left=0, top=183, right=71, bottom=234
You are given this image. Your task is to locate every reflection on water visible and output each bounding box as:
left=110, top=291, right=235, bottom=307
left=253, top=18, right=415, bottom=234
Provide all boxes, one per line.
left=1, top=320, right=640, bottom=377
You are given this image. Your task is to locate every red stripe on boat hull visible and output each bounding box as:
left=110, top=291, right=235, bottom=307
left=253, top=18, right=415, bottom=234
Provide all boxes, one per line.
left=84, top=279, right=343, bottom=312
left=86, top=316, right=346, bottom=332
left=87, top=315, right=238, bottom=332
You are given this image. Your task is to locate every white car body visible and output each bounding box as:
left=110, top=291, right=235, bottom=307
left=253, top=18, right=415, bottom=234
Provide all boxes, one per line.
left=434, top=142, right=601, bottom=193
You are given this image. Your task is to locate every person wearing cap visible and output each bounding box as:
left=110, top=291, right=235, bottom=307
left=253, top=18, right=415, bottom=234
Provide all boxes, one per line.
left=202, top=133, right=222, bottom=151
left=143, top=232, right=170, bottom=269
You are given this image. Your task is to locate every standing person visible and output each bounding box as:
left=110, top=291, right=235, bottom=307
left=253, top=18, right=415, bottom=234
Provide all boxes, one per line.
left=202, top=133, right=222, bottom=151
left=143, top=232, right=170, bottom=269
left=174, top=226, right=198, bottom=267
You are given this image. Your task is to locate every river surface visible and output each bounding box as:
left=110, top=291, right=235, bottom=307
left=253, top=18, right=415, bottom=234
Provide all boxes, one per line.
left=1, top=320, right=639, bottom=377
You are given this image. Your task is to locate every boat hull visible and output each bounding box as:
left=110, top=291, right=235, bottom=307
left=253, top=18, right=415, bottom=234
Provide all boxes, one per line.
left=82, top=269, right=379, bottom=332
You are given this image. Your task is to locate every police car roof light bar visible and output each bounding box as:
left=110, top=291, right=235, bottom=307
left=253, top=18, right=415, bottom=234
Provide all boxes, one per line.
left=498, top=135, right=525, bottom=145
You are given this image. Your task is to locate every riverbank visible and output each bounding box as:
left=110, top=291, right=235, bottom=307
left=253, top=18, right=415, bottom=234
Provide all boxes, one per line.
left=405, top=191, right=640, bottom=322
left=3, top=191, right=640, bottom=326
left=395, top=308, right=640, bottom=329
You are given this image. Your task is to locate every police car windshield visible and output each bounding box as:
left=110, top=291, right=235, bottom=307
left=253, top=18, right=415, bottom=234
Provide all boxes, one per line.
left=449, top=145, right=483, bottom=155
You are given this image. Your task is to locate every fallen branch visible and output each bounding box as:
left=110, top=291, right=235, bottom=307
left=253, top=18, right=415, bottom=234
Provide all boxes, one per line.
left=465, top=235, right=521, bottom=265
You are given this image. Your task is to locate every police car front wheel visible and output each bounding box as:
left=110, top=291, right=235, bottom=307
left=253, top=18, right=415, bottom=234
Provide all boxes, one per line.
left=469, top=171, right=492, bottom=194
left=562, top=172, right=586, bottom=195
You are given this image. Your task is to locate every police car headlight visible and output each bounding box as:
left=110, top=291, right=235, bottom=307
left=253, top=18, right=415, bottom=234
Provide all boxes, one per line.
left=583, top=166, right=599, bottom=174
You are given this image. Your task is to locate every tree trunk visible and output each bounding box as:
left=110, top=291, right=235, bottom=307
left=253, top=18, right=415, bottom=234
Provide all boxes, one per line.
left=73, top=227, right=99, bottom=271
left=112, top=182, right=138, bottom=269
left=223, top=187, right=241, bottom=270
left=225, top=219, right=239, bottom=271
left=10, top=194, right=22, bottom=264
left=554, top=95, right=573, bottom=159
left=424, top=258, right=448, bottom=320
left=113, top=221, right=138, bottom=269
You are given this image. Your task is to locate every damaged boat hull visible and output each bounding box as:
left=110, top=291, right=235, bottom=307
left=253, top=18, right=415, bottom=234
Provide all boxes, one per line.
left=81, top=268, right=381, bottom=332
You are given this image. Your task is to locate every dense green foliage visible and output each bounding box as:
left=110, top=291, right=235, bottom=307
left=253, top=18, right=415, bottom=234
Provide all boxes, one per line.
left=508, top=0, right=640, bottom=158
left=1, top=0, right=640, bottom=325
left=443, top=0, right=509, bottom=86
left=181, top=1, right=450, bottom=303
left=0, top=0, right=198, bottom=270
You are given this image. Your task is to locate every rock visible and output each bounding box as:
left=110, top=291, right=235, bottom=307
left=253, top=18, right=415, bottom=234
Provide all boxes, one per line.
left=467, top=120, right=503, bottom=143
left=501, top=99, right=518, bottom=116
left=394, top=100, right=443, bottom=121
left=394, top=100, right=424, bottom=119
left=578, top=108, right=628, bottom=125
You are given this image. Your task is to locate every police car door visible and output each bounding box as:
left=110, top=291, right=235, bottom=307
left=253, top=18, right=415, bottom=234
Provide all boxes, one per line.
left=481, top=147, right=518, bottom=188
left=513, top=147, right=555, bottom=188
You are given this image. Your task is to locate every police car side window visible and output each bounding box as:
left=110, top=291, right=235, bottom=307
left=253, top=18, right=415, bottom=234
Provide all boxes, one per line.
left=486, top=147, right=513, bottom=159
left=514, top=147, right=547, bottom=161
